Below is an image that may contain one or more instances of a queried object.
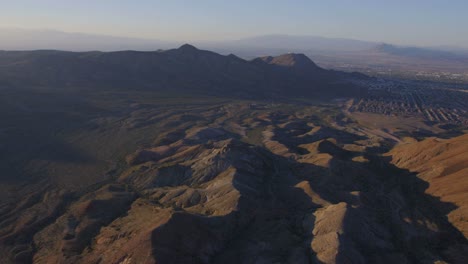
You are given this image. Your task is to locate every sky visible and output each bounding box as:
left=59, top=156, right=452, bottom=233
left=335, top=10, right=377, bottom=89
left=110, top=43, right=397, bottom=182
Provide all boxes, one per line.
left=1, top=0, right=467, bottom=47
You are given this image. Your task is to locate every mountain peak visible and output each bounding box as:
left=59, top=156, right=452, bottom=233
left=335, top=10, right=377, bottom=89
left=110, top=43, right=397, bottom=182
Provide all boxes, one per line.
left=257, top=53, right=318, bottom=70
left=178, top=43, right=198, bottom=51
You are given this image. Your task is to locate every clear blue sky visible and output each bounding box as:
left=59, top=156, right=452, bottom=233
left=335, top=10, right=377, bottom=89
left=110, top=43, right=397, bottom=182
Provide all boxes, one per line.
left=1, top=0, right=467, bottom=47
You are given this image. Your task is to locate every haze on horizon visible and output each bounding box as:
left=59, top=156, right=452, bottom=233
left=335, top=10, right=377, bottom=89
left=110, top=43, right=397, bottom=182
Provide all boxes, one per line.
left=1, top=0, right=468, bottom=49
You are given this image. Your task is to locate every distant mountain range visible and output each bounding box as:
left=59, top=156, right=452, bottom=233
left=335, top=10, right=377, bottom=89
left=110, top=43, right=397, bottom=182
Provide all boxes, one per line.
left=211, top=34, right=376, bottom=53
left=0, top=44, right=367, bottom=99
left=1, top=28, right=467, bottom=80
left=0, top=28, right=176, bottom=51
left=373, top=43, right=465, bottom=61
left=1, top=30, right=467, bottom=264
left=2, top=28, right=467, bottom=57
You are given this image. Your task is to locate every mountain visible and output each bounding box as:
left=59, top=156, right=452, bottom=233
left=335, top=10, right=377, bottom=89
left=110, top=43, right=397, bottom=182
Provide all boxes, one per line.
left=1, top=97, right=467, bottom=263
left=254, top=53, right=320, bottom=69
left=2, top=28, right=467, bottom=82
left=0, top=28, right=175, bottom=51
left=387, top=135, right=468, bottom=237
left=0, top=44, right=466, bottom=263
left=374, top=43, right=466, bottom=61
left=228, top=34, right=376, bottom=52
left=0, top=44, right=367, bottom=98
left=5, top=29, right=467, bottom=56
left=0, top=30, right=375, bottom=54
left=196, top=34, right=378, bottom=59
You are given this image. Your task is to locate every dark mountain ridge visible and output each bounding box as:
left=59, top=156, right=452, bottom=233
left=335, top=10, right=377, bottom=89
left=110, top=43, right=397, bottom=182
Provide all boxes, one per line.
left=0, top=44, right=367, bottom=99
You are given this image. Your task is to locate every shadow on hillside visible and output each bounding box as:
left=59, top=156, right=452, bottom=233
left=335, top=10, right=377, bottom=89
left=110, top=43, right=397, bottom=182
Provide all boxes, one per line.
left=299, top=134, right=467, bottom=262
left=336, top=142, right=467, bottom=263
left=0, top=89, right=108, bottom=184
left=146, top=132, right=467, bottom=263
left=148, top=141, right=320, bottom=264
left=0, top=130, right=96, bottom=185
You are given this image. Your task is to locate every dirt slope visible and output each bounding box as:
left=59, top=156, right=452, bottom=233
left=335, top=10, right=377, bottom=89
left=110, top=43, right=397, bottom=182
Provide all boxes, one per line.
left=387, top=134, right=468, bottom=237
